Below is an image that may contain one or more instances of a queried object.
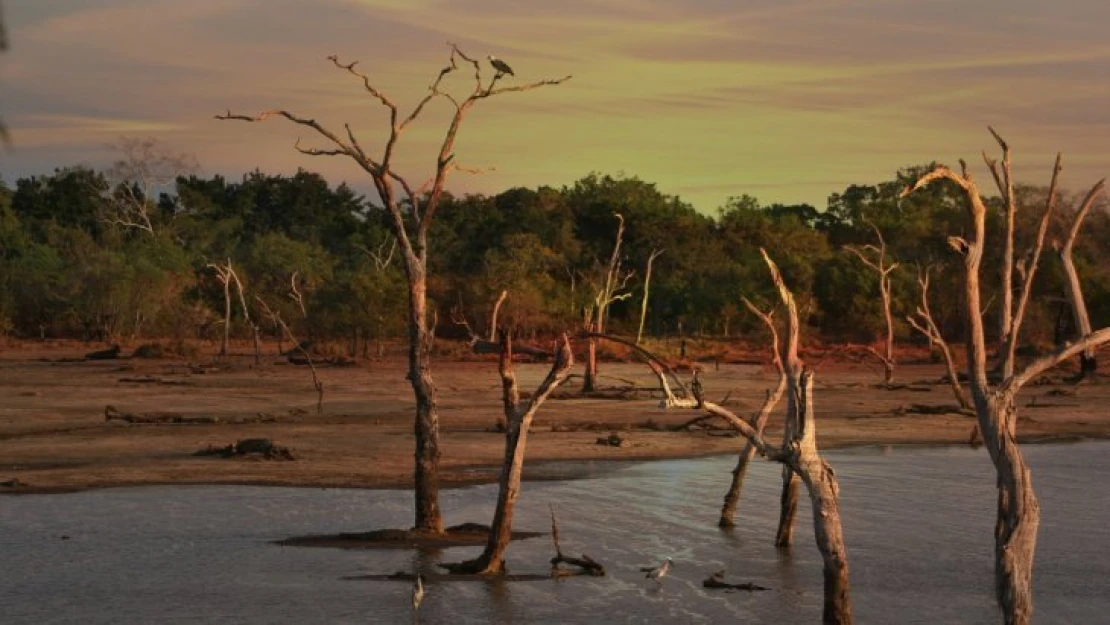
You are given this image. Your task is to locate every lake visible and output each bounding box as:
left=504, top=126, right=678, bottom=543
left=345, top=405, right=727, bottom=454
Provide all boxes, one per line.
left=2, top=441, right=1108, bottom=624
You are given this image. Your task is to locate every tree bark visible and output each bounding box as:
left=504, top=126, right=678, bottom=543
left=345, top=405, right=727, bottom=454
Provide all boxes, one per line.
left=406, top=264, right=443, bottom=534
left=1057, top=180, right=1105, bottom=379
left=445, top=332, right=573, bottom=574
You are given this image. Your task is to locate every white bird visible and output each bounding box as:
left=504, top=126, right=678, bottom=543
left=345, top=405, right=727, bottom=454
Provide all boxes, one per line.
left=645, top=557, right=673, bottom=584
left=412, top=574, right=425, bottom=611
left=487, top=54, right=515, bottom=76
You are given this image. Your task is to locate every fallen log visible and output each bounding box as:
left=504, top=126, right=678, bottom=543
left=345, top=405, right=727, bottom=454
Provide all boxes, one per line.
left=549, top=505, right=604, bottom=577
left=702, top=570, right=770, bottom=591
left=194, top=437, right=295, bottom=461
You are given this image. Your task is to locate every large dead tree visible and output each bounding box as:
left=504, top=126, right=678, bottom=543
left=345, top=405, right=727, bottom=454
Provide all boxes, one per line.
left=845, top=220, right=899, bottom=384
left=905, top=132, right=1110, bottom=625
left=218, top=46, right=570, bottom=533
left=443, top=331, right=574, bottom=574
left=594, top=249, right=852, bottom=624
left=1054, top=180, right=1106, bottom=379
left=719, top=297, right=786, bottom=527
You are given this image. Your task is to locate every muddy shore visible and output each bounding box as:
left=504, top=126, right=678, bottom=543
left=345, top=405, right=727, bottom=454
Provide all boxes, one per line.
left=3, top=342, right=1107, bottom=495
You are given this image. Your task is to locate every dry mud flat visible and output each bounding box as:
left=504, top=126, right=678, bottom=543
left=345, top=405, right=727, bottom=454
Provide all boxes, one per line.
left=2, top=344, right=1109, bottom=494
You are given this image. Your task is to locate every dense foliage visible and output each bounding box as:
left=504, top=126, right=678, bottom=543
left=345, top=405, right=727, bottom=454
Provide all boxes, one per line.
left=1, top=164, right=1107, bottom=352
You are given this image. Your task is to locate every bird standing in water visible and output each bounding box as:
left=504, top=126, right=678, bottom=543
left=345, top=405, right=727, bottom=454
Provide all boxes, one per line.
left=645, top=558, right=673, bottom=585
left=412, top=574, right=425, bottom=612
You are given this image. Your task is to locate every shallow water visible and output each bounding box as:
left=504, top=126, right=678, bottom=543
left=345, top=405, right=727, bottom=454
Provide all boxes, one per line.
left=2, top=441, right=1109, bottom=624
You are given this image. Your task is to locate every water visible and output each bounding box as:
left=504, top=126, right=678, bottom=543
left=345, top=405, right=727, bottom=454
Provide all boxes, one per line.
left=2, top=442, right=1109, bottom=624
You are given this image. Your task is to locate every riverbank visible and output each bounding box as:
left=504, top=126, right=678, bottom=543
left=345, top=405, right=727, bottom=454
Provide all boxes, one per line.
left=3, top=342, right=1108, bottom=494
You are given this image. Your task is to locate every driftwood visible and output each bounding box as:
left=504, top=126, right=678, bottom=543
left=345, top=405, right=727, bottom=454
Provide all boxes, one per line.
left=194, top=437, right=295, bottom=461
left=105, top=405, right=219, bottom=424
left=85, top=345, right=121, bottom=361
left=548, top=505, right=605, bottom=577
left=702, top=570, right=770, bottom=591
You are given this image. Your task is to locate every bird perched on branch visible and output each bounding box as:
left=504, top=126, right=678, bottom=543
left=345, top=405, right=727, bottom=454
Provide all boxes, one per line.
left=487, top=54, right=515, bottom=76
left=412, top=574, right=425, bottom=612
left=691, top=370, right=704, bottom=408
left=645, top=557, right=673, bottom=585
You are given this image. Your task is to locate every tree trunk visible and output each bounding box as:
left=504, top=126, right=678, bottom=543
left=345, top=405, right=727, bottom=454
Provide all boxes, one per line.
left=583, top=332, right=598, bottom=393
left=1059, top=251, right=1097, bottom=378
left=881, top=279, right=895, bottom=385
left=407, top=266, right=443, bottom=534
left=979, top=393, right=1040, bottom=625
left=720, top=379, right=786, bottom=527
left=448, top=333, right=573, bottom=574
left=789, top=370, right=852, bottom=624
left=220, top=278, right=231, bottom=358
left=775, top=468, right=800, bottom=547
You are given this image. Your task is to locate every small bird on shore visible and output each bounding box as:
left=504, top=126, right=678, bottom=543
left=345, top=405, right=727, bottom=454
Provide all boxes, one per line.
left=645, top=557, right=673, bottom=585
left=487, top=54, right=515, bottom=76
left=412, top=574, right=425, bottom=611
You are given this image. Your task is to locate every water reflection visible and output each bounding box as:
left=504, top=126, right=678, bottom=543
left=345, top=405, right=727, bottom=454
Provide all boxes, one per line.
left=0, top=441, right=1108, bottom=623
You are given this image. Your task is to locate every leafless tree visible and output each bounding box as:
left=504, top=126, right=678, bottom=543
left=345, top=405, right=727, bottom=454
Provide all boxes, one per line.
left=845, top=220, right=899, bottom=384
left=594, top=249, right=852, bottom=623
left=1053, top=180, right=1106, bottom=380
left=582, top=213, right=633, bottom=391
left=636, top=248, right=665, bottom=344
left=904, top=130, right=1110, bottom=624
left=906, top=265, right=971, bottom=412
left=256, top=297, right=324, bottom=413
left=206, top=260, right=236, bottom=359
left=103, top=137, right=198, bottom=235
left=719, top=297, right=786, bottom=527
left=442, top=331, right=574, bottom=574
left=218, top=45, right=569, bottom=533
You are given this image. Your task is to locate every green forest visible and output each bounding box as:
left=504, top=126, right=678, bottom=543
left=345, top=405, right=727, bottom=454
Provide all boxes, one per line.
left=2, top=158, right=1107, bottom=353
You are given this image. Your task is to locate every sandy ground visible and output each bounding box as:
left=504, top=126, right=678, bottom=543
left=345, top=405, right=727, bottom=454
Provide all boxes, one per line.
left=2, top=341, right=1108, bottom=494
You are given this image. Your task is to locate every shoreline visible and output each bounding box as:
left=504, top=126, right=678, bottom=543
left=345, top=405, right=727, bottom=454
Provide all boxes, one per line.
left=4, top=350, right=1109, bottom=497
left=4, top=434, right=1103, bottom=497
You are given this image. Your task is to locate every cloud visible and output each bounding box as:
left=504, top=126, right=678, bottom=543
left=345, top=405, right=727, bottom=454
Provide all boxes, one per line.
left=2, top=0, right=1108, bottom=210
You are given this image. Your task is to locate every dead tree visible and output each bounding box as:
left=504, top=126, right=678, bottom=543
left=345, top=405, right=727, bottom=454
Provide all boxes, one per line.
left=227, top=268, right=261, bottom=365
left=582, top=213, right=633, bottom=392
left=256, top=297, right=324, bottom=413
left=636, top=248, right=665, bottom=345
left=1054, top=180, right=1106, bottom=380
left=488, top=290, right=508, bottom=342
left=906, top=265, right=971, bottom=411
left=206, top=259, right=235, bottom=359
left=442, top=331, right=574, bottom=574
left=845, top=220, right=899, bottom=384
left=103, top=137, right=198, bottom=235
left=218, top=45, right=570, bottom=534
left=592, top=249, right=852, bottom=624
left=719, top=296, right=787, bottom=527
left=905, top=133, right=1110, bottom=625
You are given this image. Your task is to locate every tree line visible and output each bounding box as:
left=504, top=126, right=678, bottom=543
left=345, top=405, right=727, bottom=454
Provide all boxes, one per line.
left=2, top=162, right=1106, bottom=351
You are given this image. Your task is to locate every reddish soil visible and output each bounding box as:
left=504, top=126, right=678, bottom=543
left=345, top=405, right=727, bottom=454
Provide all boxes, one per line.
left=2, top=340, right=1107, bottom=495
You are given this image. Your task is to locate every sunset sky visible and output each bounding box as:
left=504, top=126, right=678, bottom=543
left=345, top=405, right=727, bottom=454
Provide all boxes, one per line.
left=2, top=0, right=1108, bottom=212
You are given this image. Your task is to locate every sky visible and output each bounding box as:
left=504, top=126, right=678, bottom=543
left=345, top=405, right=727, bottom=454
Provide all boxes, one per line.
left=1, top=0, right=1108, bottom=212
